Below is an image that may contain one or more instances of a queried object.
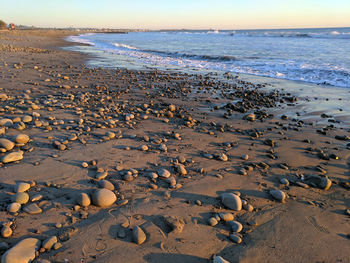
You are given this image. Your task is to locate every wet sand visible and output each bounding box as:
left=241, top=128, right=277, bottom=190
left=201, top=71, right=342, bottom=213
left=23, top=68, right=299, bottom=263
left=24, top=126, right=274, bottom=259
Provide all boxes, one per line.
left=0, top=30, right=350, bottom=263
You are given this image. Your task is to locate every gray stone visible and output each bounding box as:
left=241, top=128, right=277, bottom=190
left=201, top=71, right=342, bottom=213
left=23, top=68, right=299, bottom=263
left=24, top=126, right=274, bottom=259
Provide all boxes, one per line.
left=270, top=190, right=287, bottom=203
left=92, top=189, right=116, bottom=207
left=221, top=193, right=242, bottom=211
left=23, top=203, right=42, bottom=214
left=132, top=226, right=146, bottom=245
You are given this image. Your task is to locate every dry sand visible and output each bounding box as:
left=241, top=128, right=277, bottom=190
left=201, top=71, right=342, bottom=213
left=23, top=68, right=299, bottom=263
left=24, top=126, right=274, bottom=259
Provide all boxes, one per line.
left=0, top=30, right=349, bottom=263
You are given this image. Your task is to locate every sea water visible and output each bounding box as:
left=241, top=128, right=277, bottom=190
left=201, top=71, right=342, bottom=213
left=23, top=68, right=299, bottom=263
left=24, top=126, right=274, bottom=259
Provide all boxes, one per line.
left=67, top=28, right=350, bottom=89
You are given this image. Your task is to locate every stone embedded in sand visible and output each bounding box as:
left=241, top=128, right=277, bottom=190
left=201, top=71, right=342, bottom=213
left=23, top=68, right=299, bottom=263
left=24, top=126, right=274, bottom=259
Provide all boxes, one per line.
left=219, top=213, right=234, bottom=222
left=77, top=193, right=91, bottom=207
left=227, top=221, right=243, bottom=233
left=95, top=171, right=108, bottom=181
left=218, top=153, right=228, bottom=162
left=22, top=115, right=32, bottom=123
left=304, top=175, right=332, bottom=190
left=139, top=145, right=148, bottom=151
left=158, top=168, right=171, bottom=178
left=270, top=190, right=287, bottom=203
left=0, top=138, right=15, bottom=151
left=2, top=151, right=24, bottom=163
left=0, top=119, right=13, bottom=127
left=168, top=104, right=176, bottom=112
left=1, top=238, right=41, bottom=263
left=221, top=193, right=242, bottom=211
left=14, top=182, right=31, bottom=193
left=208, top=217, right=218, bottom=227
left=229, top=233, right=242, bottom=244
left=23, top=203, right=42, bottom=215
left=98, top=180, right=115, bottom=191
left=1, top=226, right=12, bottom=238
left=11, top=192, right=29, bottom=204
left=7, top=203, right=21, bottom=213
left=42, top=236, right=57, bottom=250
left=0, top=93, right=8, bottom=101
left=175, top=164, right=187, bottom=175
left=92, top=189, right=116, bottom=207
left=15, top=134, right=29, bottom=144
left=213, top=256, right=231, bottom=263
left=244, top=113, right=255, bottom=122
left=132, top=226, right=146, bottom=245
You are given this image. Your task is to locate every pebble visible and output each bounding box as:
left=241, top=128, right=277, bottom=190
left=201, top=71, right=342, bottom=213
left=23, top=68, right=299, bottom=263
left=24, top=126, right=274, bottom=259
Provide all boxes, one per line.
left=0, top=138, right=15, bottom=151
left=280, top=178, right=289, bottom=186
left=98, top=180, right=115, bottom=190
left=221, top=193, right=242, bottom=211
left=219, top=212, right=234, bottom=222
left=2, top=151, right=24, bottom=163
left=139, top=145, right=148, bottom=151
left=304, top=175, right=332, bottom=190
left=208, top=217, right=218, bottom=227
left=81, top=162, right=88, bottom=168
left=11, top=192, right=29, bottom=204
left=1, top=226, right=12, bottom=238
left=1, top=238, right=41, bottom=263
left=77, top=193, right=91, bottom=207
left=92, top=189, right=116, bottom=207
left=15, top=134, right=29, bottom=144
left=227, top=221, right=243, bottom=233
left=158, top=168, right=171, bottom=178
left=14, top=182, right=31, bottom=193
left=245, top=113, right=256, bottom=122
left=42, top=236, right=57, bottom=250
left=219, top=153, right=228, bottom=162
left=23, top=203, right=42, bottom=214
left=229, top=233, right=242, bottom=244
left=95, top=170, right=108, bottom=181
left=270, top=190, right=287, bottom=203
left=7, top=203, right=21, bottom=213
left=132, top=226, right=146, bottom=245
left=175, top=164, right=187, bottom=175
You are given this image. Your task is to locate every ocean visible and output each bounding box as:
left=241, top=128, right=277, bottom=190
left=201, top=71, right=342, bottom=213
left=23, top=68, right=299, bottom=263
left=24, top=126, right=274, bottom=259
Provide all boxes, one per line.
left=66, top=27, right=350, bottom=89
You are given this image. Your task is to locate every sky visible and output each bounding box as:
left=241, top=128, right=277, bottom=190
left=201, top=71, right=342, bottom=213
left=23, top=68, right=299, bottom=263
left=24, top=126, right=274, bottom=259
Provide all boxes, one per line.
left=1, top=0, right=349, bottom=29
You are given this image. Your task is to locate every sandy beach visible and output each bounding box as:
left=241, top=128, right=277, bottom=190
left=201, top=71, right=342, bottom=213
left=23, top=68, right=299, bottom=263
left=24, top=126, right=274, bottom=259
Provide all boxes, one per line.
left=0, top=30, right=349, bottom=263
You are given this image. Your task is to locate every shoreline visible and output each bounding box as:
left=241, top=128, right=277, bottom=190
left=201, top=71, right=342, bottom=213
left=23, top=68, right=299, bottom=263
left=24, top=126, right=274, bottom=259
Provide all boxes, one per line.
left=0, top=30, right=349, bottom=263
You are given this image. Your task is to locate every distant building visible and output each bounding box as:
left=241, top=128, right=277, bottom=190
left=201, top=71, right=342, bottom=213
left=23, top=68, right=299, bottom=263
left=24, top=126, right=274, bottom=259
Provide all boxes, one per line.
left=8, top=23, right=15, bottom=30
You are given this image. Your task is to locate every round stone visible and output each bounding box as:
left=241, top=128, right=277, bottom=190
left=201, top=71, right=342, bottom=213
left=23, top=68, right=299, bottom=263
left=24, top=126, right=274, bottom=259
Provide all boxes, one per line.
left=219, top=212, right=235, bottom=222
left=229, top=233, right=242, bottom=244
left=270, top=190, right=287, bottom=203
left=11, top=192, right=29, bottom=204
left=208, top=217, right=218, bottom=227
left=98, top=180, right=115, bottom=191
left=15, top=134, right=30, bottom=144
left=14, top=182, right=31, bottom=193
left=0, top=139, right=15, bottom=151
left=23, top=203, right=42, bottom=215
left=221, top=193, right=242, bottom=211
left=77, top=193, right=91, bottom=207
left=1, top=226, right=12, bottom=238
left=227, top=221, right=243, bottom=233
left=2, top=151, right=23, bottom=163
left=158, top=168, right=171, bottom=178
left=7, top=203, right=21, bottom=213
left=92, top=189, right=116, bottom=207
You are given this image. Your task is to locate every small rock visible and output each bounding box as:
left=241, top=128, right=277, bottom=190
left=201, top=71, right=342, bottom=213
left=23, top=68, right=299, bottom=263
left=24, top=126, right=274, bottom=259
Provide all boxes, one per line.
left=11, top=192, right=29, bottom=204
left=158, top=168, right=171, bottom=178
left=92, top=189, right=116, bottom=207
left=77, top=193, right=91, bottom=207
left=7, top=203, right=21, bottom=213
left=219, top=213, right=234, bottom=222
left=229, top=233, right=242, bottom=244
left=208, top=217, right=218, bottom=227
left=1, top=226, right=12, bottom=238
left=15, top=134, right=30, bottom=144
left=132, top=226, right=146, bottom=245
left=98, top=180, right=115, bottom=190
left=270, top=190, right=287, bottom=203
left=14, top=182, right=31, bottom=193
left=221, top=193, right=242, bottom=211
left=42, top=236, right=57, bottom=250
left=2, top=151, right=23, bottom=163
left=213, top=256, right=231, bottom=263
left=227, top=221, right=243, bottom=233
left=23, top=203, right=42, bottom=214
left=0, top=139, right=15, bottom=151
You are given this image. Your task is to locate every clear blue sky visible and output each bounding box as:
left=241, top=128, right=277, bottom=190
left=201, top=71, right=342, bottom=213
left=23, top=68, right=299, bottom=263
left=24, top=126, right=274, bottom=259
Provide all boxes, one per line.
left=1, top=0, right=349, bottom=29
